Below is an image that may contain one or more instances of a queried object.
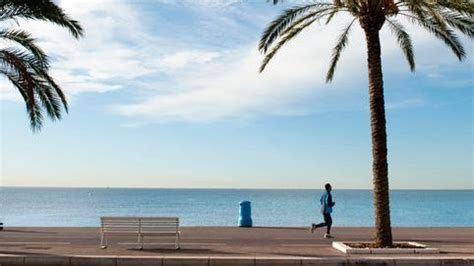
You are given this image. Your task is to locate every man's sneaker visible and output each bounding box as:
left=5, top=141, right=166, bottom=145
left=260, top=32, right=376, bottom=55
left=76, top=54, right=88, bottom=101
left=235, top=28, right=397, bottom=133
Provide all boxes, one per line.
left=324, top=233, right=334, bottom=239
left=310, top=224, right=316, bottom=233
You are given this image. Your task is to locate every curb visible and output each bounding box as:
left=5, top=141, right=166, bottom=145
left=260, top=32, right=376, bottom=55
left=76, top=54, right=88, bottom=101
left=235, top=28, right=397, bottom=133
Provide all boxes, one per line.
left=0, top=255, right=473, bottom=266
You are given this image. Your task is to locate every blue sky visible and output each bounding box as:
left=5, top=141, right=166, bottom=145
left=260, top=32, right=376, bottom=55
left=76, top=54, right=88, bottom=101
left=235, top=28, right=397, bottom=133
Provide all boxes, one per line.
left=0, top=0, right=472, bottom=189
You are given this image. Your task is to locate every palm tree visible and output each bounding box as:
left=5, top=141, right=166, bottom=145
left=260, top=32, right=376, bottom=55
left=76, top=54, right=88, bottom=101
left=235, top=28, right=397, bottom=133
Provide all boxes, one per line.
left=259, top=0, right=473, bottom=247
left=1, top=0, right=83, bottom=131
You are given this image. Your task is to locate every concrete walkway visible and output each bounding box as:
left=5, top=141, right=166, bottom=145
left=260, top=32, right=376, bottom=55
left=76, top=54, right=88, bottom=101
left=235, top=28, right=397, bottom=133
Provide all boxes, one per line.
left=0, top=227, right=472, bottom=265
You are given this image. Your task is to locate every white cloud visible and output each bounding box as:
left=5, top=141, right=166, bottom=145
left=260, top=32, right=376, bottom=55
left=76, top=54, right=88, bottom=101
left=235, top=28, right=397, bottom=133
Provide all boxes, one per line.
left=386, top=98, right=425, bottom=110
left=159, top=51, right=221, bottom=72
left=0, top=0, right=160, bottom=98
left=1, top=1, right=471, bottom=124
left=111, top=15, right=423, bottom=123
left=112, top=22, right=360, bottom=122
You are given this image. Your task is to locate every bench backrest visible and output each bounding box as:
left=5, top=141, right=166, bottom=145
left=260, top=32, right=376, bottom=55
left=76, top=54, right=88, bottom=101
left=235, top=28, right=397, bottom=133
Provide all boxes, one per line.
left=101, top=217, right=179, bottom=234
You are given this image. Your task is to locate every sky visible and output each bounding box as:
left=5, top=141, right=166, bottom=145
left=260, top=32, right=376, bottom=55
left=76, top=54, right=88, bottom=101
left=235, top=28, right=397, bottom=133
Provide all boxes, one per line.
left=0, top=0, right=472, bottom=189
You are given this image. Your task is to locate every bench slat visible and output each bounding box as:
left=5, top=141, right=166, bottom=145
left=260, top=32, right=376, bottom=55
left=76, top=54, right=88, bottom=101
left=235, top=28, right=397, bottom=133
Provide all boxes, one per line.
left=100, top=217, right=180, bottom=233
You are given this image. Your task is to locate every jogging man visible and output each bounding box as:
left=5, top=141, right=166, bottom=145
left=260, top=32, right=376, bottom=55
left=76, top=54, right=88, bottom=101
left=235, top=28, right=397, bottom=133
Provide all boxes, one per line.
left=311, top=183, right=335, bottom=238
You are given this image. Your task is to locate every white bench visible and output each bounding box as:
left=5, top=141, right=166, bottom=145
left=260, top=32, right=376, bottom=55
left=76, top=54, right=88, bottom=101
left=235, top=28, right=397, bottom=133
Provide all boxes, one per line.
left=100, top=217, right=180, bottom=249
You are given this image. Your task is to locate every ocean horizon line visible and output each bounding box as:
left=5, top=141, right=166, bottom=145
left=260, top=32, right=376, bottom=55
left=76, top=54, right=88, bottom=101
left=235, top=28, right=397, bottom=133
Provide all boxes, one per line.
left=1, top=185, right=473, bottom=191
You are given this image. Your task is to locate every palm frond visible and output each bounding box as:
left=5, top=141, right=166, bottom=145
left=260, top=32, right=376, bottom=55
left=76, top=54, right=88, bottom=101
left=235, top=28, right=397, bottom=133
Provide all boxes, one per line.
left=386, top=19, right=415, bottom=71
left=0, top=0, right=83, bottom=38
left=396, top=0, right=432, bottom=22
left=440, top=10, right=474, bottom=38
left=260, top=17, right=318, bottom=72
left=344, top=0, right=362, bottom=15
left=1, top=49, right=36, bottom=107
left=401, top=13, right=466, bottom=60
left=1, top=48, right=65, bottom=130
left=34, top=79, right=63, bottom=120
left=32, top=66, right=68, bottom=112
left=326, top=19, right=356, bottom=82
left=26, top=94, right=43, bottom=131
left=0, top=49, right=44, bottom=130
left=426, top=27, right=465, bottom=61
left=279, top=7, right=337, bottom=36
left=1, top=48, right=44, bottom=71
left=436, top=0, right=474, bottom=16
left=259, top=3, right=333, bottom=53
left=325, top=8, right=338, bottom=24
left=0, top=0, right=81, bottom=131
left=422, top=2, right=448, bottom=30
left=0, top=29, right=48, bottom=68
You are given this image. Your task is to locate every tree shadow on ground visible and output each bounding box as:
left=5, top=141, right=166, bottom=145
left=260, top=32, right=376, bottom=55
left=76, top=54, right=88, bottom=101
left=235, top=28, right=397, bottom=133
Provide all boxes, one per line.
left=0, top=250, right=57, bottom=256
left=272, top=252, right=342, bottom=257
left=22, top=246, right=52, bottom=250
left=409, top=239, right=472, bottom=244
left=253, top=226, right=308, bottom=230
left=440, top=251, right=474, bottom=255
left=2, top=229, right=56, bottom=234
left=127, top=248, right=238, bottom=255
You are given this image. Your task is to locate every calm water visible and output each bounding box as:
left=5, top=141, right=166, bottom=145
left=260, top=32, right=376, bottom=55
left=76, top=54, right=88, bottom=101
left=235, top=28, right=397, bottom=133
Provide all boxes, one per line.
left=0, top=188, right=472, bottom=227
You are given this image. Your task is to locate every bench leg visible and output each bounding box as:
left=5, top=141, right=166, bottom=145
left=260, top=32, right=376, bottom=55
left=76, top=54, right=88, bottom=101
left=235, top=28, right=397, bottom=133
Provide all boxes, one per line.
left=175, top=232, right=180, bottom=250
left=138, top=234, right=143, bottom=250
left=100, top=232, right=107, bottom=249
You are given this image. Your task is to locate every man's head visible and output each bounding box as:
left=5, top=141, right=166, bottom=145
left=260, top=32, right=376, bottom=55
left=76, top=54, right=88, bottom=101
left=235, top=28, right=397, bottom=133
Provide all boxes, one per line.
left=325, top=183, right=332, bottom=192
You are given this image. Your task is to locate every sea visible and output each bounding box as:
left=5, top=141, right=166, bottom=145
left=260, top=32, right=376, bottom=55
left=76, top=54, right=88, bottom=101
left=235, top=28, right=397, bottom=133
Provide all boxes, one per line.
left=0, top=188, right=473, bottom=227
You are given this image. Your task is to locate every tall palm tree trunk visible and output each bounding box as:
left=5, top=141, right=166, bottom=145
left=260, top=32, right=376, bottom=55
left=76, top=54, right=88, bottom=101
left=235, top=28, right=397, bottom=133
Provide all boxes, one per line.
left=364, top=24, right=393, bottom=247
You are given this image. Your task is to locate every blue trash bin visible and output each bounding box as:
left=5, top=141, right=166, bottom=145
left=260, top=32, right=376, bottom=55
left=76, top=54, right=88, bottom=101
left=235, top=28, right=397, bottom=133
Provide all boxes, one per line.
left=239, top=201, right=252, bottom=227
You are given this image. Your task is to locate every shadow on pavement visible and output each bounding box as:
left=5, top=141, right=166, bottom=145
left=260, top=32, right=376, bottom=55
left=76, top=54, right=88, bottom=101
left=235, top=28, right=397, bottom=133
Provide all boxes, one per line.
left=128, top=248, right=238, bottom=255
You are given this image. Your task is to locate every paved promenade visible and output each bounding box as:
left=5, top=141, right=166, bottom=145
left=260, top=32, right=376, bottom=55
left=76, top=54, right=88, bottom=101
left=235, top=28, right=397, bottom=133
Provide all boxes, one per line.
left=0, top=227, right=472, bottom=265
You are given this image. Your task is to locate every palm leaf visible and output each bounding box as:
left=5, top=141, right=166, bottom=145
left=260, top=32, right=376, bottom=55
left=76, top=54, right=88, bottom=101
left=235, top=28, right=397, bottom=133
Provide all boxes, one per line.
left=326, top=19, right=356, bottom=82
left=32, top=66, right=68, bottom=112
left=440, top=11, right=474, bottom=38
left=278, top=7, right=337, bottom=37
left=401, top=13, right=466, bottom=60
left=386, top=19, right=415, bottom=71
left=260, top=17, right=319, bottom=72
left=397, top=0, right=431, bottom=22
left=0, top=0, right=83, bottom=38
left=0, top=29, right=48, bottom=68
left=325, top=8, right=338, bottom=24
left=436, top=0, right=474, bottom=16
left=1, top=49, right=36, bottom=106
left=0, top=0, right=81, bottom=130
left=0, top=48, right=64, bottom=130
left=34, top=78, right=63, bottom=120
left=1, top=49, right=39, bottom=128
left=259, top=3, right=332, bottom=53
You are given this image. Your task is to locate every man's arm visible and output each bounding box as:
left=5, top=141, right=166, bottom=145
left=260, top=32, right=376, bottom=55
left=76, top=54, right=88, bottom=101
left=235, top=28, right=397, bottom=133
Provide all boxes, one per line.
left=328, top=193, right=335, bottom=207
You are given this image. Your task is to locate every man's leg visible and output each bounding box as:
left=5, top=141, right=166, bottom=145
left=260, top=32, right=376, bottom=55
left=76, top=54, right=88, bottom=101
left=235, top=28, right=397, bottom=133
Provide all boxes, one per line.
left=324, top=213, right=332, bottom=235
left=314, top=214, right=327, bottom=228
left=311, top=214, right=327, bottom=233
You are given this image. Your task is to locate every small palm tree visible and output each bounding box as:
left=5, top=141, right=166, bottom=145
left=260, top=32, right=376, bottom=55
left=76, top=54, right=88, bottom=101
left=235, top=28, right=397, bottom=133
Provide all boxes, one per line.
left=1, top=0, right=83, bottom=131
left=259, top=0, right=473, bottom=247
